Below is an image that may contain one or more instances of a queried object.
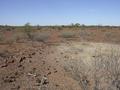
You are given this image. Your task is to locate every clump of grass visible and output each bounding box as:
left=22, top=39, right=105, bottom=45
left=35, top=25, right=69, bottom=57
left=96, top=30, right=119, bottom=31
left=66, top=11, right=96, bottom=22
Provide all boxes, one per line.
left=31, top=32, right=50, bottom=42
left=0, top=33, right=4, bottom=41
left=12, top=32, right=27, bottom=43
left=60, top=32, right=75, bottom=38
left=5, top=37, right=16, bottom=46
left=0, top=50, right=12, bottom=59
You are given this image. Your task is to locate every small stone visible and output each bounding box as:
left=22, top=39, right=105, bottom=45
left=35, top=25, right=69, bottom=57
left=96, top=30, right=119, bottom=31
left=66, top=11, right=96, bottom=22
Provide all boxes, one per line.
left=47, top=72, right=51, bottom=75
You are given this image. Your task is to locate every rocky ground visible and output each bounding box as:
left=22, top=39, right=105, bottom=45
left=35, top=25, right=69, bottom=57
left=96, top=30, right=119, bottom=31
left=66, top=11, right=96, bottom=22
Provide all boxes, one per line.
left=0, top=41, right=120, bottom=90
left=0, top=41, right=80, bottom=90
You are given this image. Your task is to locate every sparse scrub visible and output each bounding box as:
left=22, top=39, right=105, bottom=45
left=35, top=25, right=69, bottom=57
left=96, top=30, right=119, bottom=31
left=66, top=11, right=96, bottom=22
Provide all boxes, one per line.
left=57, top=26, right=63, bottom=30
left=64, top=47, right=120, bottom=90
left=0, top=50, right=12, bottom=59
left=60, top=32, right=75, bottom=38
left=31, top=32, right=50, bottom=42
left=12, top=32, right=27, bottom=43
left=80, top=30, right=90, bottom=37
left=93, top=48, right=120, bottom=90
left=0, top=33, right=4, bottom=41
left=0, top=32, right=16, bottom=45
left=64, top=60, right=91, bottom=90
left=5, top=37, right=16, bottom=46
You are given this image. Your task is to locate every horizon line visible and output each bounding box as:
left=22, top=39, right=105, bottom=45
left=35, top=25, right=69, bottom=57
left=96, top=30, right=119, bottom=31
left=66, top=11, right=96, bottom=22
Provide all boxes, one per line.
left=0, top=23, right=120, bottom=27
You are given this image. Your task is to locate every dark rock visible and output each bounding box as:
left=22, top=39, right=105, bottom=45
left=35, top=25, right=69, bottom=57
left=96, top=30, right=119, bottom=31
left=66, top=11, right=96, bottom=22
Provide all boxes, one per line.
left=1, top=64, right=8, bottom=68
left=31, top=52, right=36, bottom=55
left=47, top=72, right=51, bottom=75
left=19, top=57, right=26, bottom=63
left=3, top=76, right=16, bottom=83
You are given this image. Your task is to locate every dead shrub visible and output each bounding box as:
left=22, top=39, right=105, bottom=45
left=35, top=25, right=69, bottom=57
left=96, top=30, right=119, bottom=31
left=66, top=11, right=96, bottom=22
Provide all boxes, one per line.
left=64, top=47, right=120, bottom=90
left=93, top=48, right=120, bottom=90
left=64, top=59, right=92, bottom=90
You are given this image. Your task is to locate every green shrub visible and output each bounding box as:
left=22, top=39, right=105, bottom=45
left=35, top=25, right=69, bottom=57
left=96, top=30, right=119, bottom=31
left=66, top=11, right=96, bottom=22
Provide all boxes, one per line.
left=24, top=23, right=33, bottom=40
left=70, top=23, right=81, bottom=27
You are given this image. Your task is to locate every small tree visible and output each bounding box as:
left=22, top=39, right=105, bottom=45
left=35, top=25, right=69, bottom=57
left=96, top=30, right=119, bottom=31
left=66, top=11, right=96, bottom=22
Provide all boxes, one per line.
left=70, top=23, right=81, bottom=27
left=24, top=22, right=33, bottom=40
left=75, top=23, right=81, bottom=27
left=37, top=24, right=41, bottom=30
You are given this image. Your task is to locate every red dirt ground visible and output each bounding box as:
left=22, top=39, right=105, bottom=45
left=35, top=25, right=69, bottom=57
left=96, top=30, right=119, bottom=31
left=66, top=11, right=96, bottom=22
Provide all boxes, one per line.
left=0, top=28, right=120, bottom=90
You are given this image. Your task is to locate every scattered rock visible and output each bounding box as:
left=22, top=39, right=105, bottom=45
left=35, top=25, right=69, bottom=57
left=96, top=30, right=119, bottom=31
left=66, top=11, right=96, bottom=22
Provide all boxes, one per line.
left=11, top=85, right=20, bottom=90
left=27, top=72, right=36, bottom=77
left=47, top=72, right=51, bottom=75
left=18, top=64, right=22, bottom=68
left=1, top=64, right=8, bottom=68
left=28, top=54, right=32, bottom=58
left=36, top=78, right=41, bottom=86
left=92, top=56, right=96, bottom=58
left=41, top=76, right=49, bottom=85
left=8, top=59, right=15, bottom=64
left=42, top=61, right=45, bottom=65
left=55, top=84, right=59, bottom=87
left=54, top=70, right=58, bottom=73
left=31, top=52, right=36, bottom=55
left=39, top=52, right=42, bottom=54
left=29, top=60, right=32, bottom=63
left=3, top=76, right=16, bottom=83
left=19, top=57, right=26, bottom=63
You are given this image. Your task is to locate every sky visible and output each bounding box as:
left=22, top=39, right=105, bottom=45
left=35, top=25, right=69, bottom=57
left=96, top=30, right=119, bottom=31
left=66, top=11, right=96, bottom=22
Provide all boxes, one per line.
left=0, top=0, right=120, bottom=26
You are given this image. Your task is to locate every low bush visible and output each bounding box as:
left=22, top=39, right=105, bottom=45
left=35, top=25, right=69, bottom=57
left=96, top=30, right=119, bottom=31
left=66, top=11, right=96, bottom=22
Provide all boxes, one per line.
left=60, top=32, right=75, bottom=38
left=31, top=32, right=50, bottom=42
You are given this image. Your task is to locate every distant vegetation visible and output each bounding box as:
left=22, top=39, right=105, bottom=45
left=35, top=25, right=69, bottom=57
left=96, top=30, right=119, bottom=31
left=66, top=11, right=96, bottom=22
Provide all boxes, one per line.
left=1, top=23, right=120, bottom=29
left=0, top=23, right=120, bottom=44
